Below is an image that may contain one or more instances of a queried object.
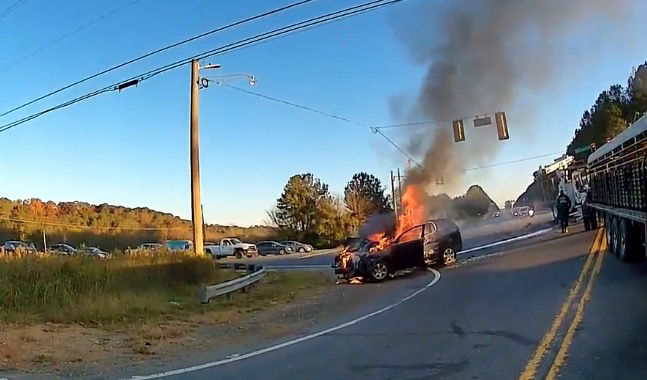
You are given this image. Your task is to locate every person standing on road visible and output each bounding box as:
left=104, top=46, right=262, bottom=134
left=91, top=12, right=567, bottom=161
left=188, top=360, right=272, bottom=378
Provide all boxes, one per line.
left=556, top=190, right=572, bottom=234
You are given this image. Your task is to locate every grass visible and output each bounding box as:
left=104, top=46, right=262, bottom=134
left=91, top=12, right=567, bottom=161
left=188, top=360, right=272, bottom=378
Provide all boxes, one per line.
left=0, top=252, right=235, bottom=325
left=0, top=253, right=331, bottom=326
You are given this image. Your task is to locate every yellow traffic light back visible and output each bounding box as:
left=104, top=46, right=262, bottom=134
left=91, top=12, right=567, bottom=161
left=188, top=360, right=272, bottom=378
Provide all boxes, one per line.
left=495, top=112, right=509, bottom=140
left=452, top=119, right=465, bottom=142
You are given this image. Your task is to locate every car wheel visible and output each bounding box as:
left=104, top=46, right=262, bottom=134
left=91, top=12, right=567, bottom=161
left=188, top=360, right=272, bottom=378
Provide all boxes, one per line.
left=235, top=250, right=243, bottom=259
left=442, top=247, right=457, bottom=266
left=298, top=247, right=306, bottom=253
left=369, top=260, right=389, bottom=282
left=279, top=249, right=285, bottom=255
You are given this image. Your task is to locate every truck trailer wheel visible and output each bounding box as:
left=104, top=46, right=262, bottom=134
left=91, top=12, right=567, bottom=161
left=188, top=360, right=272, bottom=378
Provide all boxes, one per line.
left=605, top=216, right=616, bottom=255
left=610, top=217, right=620, bottom=256
left=618, top=219, right=644, bottom=263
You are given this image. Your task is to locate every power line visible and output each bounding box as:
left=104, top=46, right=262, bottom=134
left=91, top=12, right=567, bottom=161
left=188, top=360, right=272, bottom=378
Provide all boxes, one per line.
left=221, top=84, right=367, bottom=127
left=221, top=84, right=424, bottom=165
left=223, top=86, right=564, bottom=171
left=0, top=0, right=315, bottom=118
left=463, top=151, right=564, bottom=171
left=0, top=0, right=29, bottom=19
left=0, top=0, right=405, bottom=134
left=2, top=0, right=142, bottom=73
left=0, top=216, right=191, bottom=231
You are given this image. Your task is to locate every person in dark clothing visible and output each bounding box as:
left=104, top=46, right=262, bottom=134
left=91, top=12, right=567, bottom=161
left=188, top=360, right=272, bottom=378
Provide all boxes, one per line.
left=581, top=190, right=597, bottom=230
left=556, top=190, right=572, bottom=233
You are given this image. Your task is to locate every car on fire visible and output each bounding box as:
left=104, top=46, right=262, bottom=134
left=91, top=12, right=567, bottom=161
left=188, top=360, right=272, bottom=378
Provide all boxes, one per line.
left=333, top=219, right=462, bottom=282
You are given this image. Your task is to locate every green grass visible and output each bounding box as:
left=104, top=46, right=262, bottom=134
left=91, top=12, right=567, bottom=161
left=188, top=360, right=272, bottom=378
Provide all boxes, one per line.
left=0, top=253, right=331, bottom=326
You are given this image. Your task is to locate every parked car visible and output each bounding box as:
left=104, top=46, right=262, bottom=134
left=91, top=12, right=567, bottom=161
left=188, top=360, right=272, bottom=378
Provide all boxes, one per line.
left=48, top=243, right=77, bottom=255
left=80, top=247, right=109, bottom=259
left=333, top=219, right=462, bottom=282
left=205, top=238, right=258, bottom=259
left=280, top=240, right=313, bottom=253
left=256, top=241, right=293, bottom=256
left=3, top=240, right=37, bottom=254
left=139, top=243, right=164, bottom=251
left=166, top=240, right=193, bottom=252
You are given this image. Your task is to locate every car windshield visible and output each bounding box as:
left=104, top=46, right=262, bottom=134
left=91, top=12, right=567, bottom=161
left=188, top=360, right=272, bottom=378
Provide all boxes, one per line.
left=230, top=238, right=242, bottom=244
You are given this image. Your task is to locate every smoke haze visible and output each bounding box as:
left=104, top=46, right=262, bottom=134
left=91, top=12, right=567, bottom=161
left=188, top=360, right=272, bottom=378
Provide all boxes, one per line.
left=391, top=0, right=630, bottom=192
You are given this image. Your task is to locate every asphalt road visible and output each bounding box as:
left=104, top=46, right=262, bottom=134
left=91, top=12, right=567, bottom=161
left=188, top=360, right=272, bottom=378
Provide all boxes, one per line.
left=125, top=220, right=647, bottom=379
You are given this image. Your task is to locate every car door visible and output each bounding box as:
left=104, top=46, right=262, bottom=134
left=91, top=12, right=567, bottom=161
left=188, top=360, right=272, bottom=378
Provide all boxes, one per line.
left=423, top=221, right=439, bottom=265
left=222, top=240, right=233, bottom=255
left=390, top=225, right=424, bottom=269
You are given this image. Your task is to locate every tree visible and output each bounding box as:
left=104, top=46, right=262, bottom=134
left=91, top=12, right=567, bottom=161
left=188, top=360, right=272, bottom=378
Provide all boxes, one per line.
left=343, top=172, right=391, bottom=222
left=275, top=173, right=329, bottom=236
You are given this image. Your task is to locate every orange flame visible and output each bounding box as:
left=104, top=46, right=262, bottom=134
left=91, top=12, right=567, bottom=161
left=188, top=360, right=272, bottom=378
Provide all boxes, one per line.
left=368, top=185, right=426, bottom=252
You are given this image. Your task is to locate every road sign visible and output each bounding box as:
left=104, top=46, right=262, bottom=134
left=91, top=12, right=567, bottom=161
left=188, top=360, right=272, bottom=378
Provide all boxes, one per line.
left=574, top=145, right=592, bottom=154
left=473, top=116, right=492, bottom=127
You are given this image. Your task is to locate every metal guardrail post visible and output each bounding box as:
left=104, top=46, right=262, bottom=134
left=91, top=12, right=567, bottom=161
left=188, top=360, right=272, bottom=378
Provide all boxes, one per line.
left=199, top=265, right=266, bottom=304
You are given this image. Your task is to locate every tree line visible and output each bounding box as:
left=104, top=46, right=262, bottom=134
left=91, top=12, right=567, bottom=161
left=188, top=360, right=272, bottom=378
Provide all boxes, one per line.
left=567, top=61, right=647, bottom=158
left=0, top=198, right=275, bottom=250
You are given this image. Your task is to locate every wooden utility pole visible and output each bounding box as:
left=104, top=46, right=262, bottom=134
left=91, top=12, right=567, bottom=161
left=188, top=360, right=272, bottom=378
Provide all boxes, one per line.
left=397, top=168, right=403, bottom=209
left=390, top=170, right=398, bottom=217
left=190, top=59, right=204, bottom=256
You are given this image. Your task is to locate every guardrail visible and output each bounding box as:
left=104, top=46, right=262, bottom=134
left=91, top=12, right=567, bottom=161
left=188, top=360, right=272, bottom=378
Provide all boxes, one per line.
left=198, top=264, right=266, bottom=304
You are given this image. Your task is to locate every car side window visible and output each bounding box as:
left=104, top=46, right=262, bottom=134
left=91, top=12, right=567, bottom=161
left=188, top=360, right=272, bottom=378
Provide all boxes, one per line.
left=398, top=225, right=423, bottom=243
left=425, top=222, right=437, bottom=235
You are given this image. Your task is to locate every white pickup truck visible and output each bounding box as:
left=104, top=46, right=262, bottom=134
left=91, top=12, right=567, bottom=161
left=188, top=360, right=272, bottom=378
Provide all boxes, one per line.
left=204, top=238, right=258, bottom=259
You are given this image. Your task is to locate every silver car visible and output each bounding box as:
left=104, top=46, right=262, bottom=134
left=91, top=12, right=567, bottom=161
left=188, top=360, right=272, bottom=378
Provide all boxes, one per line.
left=281, top=241, right=313, bottom=253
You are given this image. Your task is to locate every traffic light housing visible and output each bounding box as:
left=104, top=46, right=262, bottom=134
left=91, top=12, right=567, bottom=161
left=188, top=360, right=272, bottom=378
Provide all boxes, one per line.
left=452, top=119, right=465, bottom=142
left=495, top=112, right=509, bottom=140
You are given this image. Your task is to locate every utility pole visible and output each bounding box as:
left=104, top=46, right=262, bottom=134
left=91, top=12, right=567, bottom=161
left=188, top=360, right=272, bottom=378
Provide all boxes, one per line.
left=390, top=170, right=398, bottom=217
left=397, top=168, right=403, bottom=209
left=190, top=59, right=204, bottom=256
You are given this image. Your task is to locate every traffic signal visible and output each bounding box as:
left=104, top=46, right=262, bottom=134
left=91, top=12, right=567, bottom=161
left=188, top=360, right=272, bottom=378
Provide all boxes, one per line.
left=495, top=112, right=509, bottom=140
left=452, top=119, right=465, bottom=142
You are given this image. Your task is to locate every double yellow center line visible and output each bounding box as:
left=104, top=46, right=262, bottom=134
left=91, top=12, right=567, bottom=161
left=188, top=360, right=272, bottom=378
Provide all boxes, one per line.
left=519, top=228, right=607, bottom=380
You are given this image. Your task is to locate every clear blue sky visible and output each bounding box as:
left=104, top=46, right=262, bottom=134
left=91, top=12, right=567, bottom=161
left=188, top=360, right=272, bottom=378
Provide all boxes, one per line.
left=2, top=0, right=646, bottom=226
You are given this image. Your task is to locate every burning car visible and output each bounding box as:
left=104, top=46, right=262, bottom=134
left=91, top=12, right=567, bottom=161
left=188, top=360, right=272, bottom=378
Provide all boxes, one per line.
left=333, top=219, right=462, bottom=282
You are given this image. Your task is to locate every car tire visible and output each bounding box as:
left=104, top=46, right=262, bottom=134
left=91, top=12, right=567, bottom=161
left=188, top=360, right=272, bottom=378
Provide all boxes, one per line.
left=279, top=249, right=285, bottom=255
left=368, top=260, right=389, bottom=282
left=235, top=250, right=243, bottom=259
left=442, top=247, right=457, bottom=266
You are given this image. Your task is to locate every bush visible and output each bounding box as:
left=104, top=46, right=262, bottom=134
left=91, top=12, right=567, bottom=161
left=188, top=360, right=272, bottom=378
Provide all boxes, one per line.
left=0, top=253, right=226, bottom=325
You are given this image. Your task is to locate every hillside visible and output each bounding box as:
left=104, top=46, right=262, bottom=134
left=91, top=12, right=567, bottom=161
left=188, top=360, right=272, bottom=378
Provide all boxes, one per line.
left=426, top=185, right=499, bottom=219
left=0, top=197, right=276, bottom=250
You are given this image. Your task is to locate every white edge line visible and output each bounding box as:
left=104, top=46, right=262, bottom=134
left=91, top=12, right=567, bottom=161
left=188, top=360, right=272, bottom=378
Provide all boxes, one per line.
left=297, top=249, right=339, bottom=259
left=128, top=269, right=441, bottom=380
left=458, top=227, right=553, bottom=255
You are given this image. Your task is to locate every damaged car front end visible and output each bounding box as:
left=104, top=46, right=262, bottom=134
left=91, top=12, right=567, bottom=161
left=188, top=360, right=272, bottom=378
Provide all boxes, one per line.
left=333, top=219, right=463, bottom=283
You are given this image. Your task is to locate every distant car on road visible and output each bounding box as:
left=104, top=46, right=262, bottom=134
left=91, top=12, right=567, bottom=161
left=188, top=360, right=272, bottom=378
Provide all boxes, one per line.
left=334, top=219, right=462, bottom=282
left=3, top=240, right=37, bottom=254
left=49, top=243, right=77, bottom=255
left=256, top=241, right=293, bottom=256
left=281, top=241, right=313, bottom=253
